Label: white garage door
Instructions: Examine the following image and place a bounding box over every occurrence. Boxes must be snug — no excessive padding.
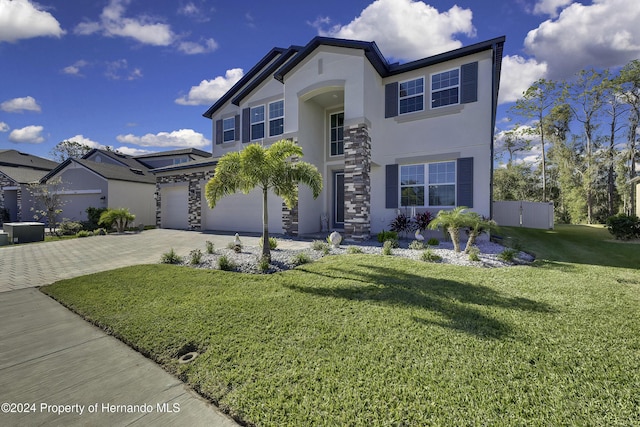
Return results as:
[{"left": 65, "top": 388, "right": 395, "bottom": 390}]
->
[
  {"left": 202, "top": 188, "right": 283, "bottom": 234},
  {"left": 161, "top": 186, "right": 189, "bottom": 229}
]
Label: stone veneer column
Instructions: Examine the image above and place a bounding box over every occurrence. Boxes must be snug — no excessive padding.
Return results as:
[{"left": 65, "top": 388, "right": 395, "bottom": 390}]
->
[
  {"left": 343, "top": 123, "right": 371, "bottom": 241},
  {"left": 155, "top": 170, "right": 214, "bottom": 230},
  {"left": 282, "top": 201, "right": 299, "bottom": 236}
]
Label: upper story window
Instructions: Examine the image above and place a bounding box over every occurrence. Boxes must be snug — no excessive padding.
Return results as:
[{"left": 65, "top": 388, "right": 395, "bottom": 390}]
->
[
  {"left": 222, "top": 117, "right": 236, "bottom": 143},
  {"left": 399, "top": 77, "right": 424, "bottom": 114},
  {"left": 431, "top": 68, "right": 460, "bottom": 108},
  {"left": 173, "top": 157, "right": 189, "bottom": 165},
  {"left": 330, "top": 112, "right": 344, "bottom": 156},
  {"left": 400, "top": 161, "right": 456, "bottom": 207},
  {"left": 268, "top": 100, "right": 284, "bottom": 137},
  {"left": 250, "top": 105, "right": 265, "bottom": 140}
]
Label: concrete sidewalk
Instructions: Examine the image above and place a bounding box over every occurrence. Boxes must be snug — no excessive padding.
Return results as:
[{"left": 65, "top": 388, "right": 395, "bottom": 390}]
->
[{"left": 0, "top": 229, "right": 311, "bottom": 426}]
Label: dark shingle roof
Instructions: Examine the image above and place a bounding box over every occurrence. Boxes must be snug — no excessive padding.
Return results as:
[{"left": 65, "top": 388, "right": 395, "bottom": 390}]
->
[
  {"left": 0, "top": 166, "right": 50, "bottom": 184},
  {"left": 41, "top": 159, "right": 156, "bottom": 184},
  {"left": 0, "top": 149, "right": 58, "bottom": 170},
  {"left": 133, "top": 148, "right": 212, "bottom": 159}
]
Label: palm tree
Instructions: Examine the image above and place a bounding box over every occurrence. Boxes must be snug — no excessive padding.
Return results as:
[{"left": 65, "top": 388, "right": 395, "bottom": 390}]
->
[
  {"left": 205, "top": 140, "right": 323, "bottom": 261},
  {"left": 463, "top": 213, "right": 497, "bottom": 254},
  {"left": 427, "top": 206, "right": 471, "bottom": 253}
]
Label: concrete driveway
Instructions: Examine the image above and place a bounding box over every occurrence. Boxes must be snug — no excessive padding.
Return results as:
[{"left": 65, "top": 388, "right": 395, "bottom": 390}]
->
[{"left": 0, "top": 229, "right": 291, "bottom": 427}]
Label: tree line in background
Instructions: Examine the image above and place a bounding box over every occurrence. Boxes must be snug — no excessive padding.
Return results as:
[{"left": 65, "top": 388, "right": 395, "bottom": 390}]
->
[{"left": 494, "top": 60, "right": 640, "bottom": 224}]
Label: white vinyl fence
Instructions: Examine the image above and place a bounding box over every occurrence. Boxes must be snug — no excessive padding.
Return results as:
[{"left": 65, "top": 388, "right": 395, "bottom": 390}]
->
[{"left": 493, "top": 201, "right": 554, "bottom": 230}]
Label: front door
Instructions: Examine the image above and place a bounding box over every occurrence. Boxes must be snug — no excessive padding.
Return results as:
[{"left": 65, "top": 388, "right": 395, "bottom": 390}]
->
[{"left": 333, "top": 171, "right": 344, "bottom": 228}]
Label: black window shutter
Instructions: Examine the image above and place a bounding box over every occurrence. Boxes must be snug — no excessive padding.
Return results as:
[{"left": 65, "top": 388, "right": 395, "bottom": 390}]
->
[
  {"left": 461, "top": 62, "right": 478, "bottom": 104},
  {"left": 234, "top": 114, "right": 240, "bottom": 141},
  {"left": 456, "top": 157, "right": 474, "bottom": 207},
  {"left": 385, "top": 82, "right": 398, "bottom": 118},
  {"left": 385, "top": 164, "right": 399, "bottom": 208},
  {"left": 242, "top": 108, "right": 250, "bottom": 143},
  {"left": 215, "top": 119, "right": 223, "bottom": 145}
]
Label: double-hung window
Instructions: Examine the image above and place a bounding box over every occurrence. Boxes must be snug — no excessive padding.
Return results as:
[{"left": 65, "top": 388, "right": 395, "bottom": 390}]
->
[
  {"left": 400, "top": 161, "right": 456, "bottom": 207},
  {"left": 222, "top": 117, "right": 235, "bottom": 143},
  {"left": 431, "top": 69, "right": 460, "bottom": 108},
  {"left": 268, "top": 100, "right": 284, "bottom": 137},
  {"left": 330, "top": 112, "right": 344, "bottom": 156},
  {"left": 250, "top": 105, "right": 265, "bottom": 140},
  {"left": 399, "top": 78, "right": 424, "bottom": 114}
]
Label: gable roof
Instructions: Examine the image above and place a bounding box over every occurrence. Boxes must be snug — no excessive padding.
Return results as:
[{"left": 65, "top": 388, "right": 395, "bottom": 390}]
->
[
  {"left": 0, "top": 166, "right": 50, "bottom": 184},
  {"left": 41, "top": 159, "right": 156, "bottom": 184},
  {"left": 0, "top": 149, "right": 58, "bottom": 171},
  {"left": 202, "top": 36, "right": 506, "bottom": 120},
  {"left": 82, "top": 148, "right": 151, "bottom": 170}
]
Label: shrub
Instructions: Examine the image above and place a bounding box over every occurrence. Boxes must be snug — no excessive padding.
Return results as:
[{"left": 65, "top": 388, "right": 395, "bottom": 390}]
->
[
  {"left": 227, "top": 241, "right": 243, "bottom": 253},
  {"left": 409, "top": 240, "right": 426, "bottom": 250},
  {"left": 414, "top": 211, "right": 433, "bottom": 231},
  {"left": 258, "top": 256, "right": 271, "bottom": 272},
  {"left": 189, "top": 249, "right": 203, "bottom": 265},
  {"left": 421, "top": 248, "right": 442, "bottom": 262},
  {"left": 205, "top": 241, "right": 215, "bottom": 254},
  {"left": 292, "top": 252, "right": 311, "bottom": 265},
  {"left": 218, "top": 255, "right": 235, "bottom": 271},
  {"left": 382, "top": 240, "right": 394, "bottom": 256},
  {"left": 161, "top": 248, "right": 182, "bottom": 264},
  {"left": 347, "top": 246, "right": 363, "bottom": 254},
  {"left": 377, "top": 230, "right": 398, "bottom": 243},
  {"left": 498, "top": 248, "right": 519, "bottom": 263},
  {"left": 58, "top": 219, "right": 83, "bottom": 235},
  {"left": 99, "top": 208, "right": 135, "bottom": 233},
  {"left": 427, "top": 237, "right": 440, "bottom": 246},
  {"left": 85, "top": 207, "right": 108, "bottom": 231},
  {"left": 259, "top": 236, "right": 278, "bottom": 250},
  {"left": 312, "top": 240, "right": 329, "bottom": 251},
  {"left": 389, "top": 213, "right": 416, "bottom": 237},
  {"left": 94, "top": 228, "right": 107, "bottom": 236},
  {"left": 76, "top": 230, "right": 92, "bottom": 238},
  {"left": 606, "top": 213, "right": 640, "bottom": 240},
  {"left": 468, "top": 245, "right": 481, "bottom": 262}
]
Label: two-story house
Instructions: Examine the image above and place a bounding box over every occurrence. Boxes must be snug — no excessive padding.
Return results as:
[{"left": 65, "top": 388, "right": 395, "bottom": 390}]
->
[{"left": 154, "top": 35, "right": 505, "bottom": 240}]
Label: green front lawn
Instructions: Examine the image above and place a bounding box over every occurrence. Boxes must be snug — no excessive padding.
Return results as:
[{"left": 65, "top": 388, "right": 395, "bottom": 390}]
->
[{"left": 41, "top": 226, "right": 640, "bottom": 426}]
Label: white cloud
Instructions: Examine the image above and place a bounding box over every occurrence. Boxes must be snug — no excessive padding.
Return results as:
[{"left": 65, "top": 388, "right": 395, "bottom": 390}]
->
[
  {"left": 175, "top": 68, "right": 244, "bottom": 106},
  {"left": 74, "top": 0, "right": 174, "bottom": 46},
  {"left": 116, "top": 129, "right": 209, "bottom": 148},
  {"left": 9, "top": 125, "right": 45, "bottom": 144},
  {"left": 532, "top": 0, "right": 574, "bottom": 18},
  {"left": 525, "top": 0, "right": 640, "bottom": 79},
  {"left": 177, "top": 1, "right": 211, "bottom": 22},
  {"left": 65, "top": 134, "right": 103, "bottom": 149},
  {"left": 499, "top": 55, "right": 548, "bottom": 104},
  {"left": 0, "top": 122, "right": 9, "bottom": 132},
  {"left": 314, "top": 0, "right": 475, "bottom": 61},
  {"left": 113, "top": 146, "right": 155, "bottom": 156},
  {"left": 105, "top": 59, "right": 143, "bottom": 80},
  {"left": 0, "top": 0, "right": 65, "bottom": 42},
  {"left": 62, "top": 60, "right": 90, "bottom": 76},
  {"left": 0, "top": 96, "right": 42, "bottom": 113},
  {"left": 177, "top": 38, "right": 218, "bottom": 55}
]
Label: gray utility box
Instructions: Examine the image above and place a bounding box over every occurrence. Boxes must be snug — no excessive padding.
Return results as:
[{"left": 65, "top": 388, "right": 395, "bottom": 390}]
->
[{"left": 2, "top": 222, "right": 45, "bottom": 244}]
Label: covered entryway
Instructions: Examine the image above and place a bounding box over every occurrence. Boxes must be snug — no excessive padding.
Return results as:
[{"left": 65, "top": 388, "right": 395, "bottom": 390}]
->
[{"left": 161, "top": 185, "right": 189, "bottom": 229}]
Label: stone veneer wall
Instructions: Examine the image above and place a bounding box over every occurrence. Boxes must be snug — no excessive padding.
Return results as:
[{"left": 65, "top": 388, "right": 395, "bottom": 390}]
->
[
  {"left": 282, "top": 202, "right": 298, "bottom": 236},
  {"left": 156, "top": 170, "right": 215, "bottom": 230},
  {"left": 343, "top": 123, "right": 371, "bottom": 241}
]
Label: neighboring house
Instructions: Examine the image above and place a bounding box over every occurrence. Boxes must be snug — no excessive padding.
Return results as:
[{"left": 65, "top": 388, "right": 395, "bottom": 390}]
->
[
  {"left": 154, "top": 35, "right": 505, "bottom": 240},
  {"left": 0, "top": 149, "right": 58, "bottom": 223},
  {"left": 38, "top": 148, "right": 210, "bottom": 226}
]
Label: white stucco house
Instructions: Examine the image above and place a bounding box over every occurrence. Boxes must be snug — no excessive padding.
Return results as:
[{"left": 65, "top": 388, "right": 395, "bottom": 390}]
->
[{"left": 154, "top": 35, "right": 505, "bottom": 240}]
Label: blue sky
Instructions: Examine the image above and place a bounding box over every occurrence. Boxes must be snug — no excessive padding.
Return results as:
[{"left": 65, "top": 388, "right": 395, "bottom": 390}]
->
[{"left": 1, "top": 0, "right": 639, "bottom": 160}]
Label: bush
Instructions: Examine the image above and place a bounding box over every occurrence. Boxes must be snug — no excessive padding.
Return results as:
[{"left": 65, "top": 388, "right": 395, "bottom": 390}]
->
[
  {"left": 347, "top": 246, "right": 363, "bottom": 254},
  {"left": 99, "top": 208, "right": 135, "bottom": 233},
  {"left": 259, "top": 236, "right": 278, "bottom": 250},
  {"left": 409, "top": 240, "right": 426, "bottom": 250},
  {"left": 377, "top": 230, "right": 398, "bottom": 244},
  {"left": 258, "top": 256, "right": 271, "bottom": 272},
  {"left": 76, "top": 230, "right": 92, "bottom": 238},
  {"left": 189, "top": 249, "right": 203, "bottom": 265},
  {"left": 382, "top": 240, "right": 394, "bottom": 256},
  {"left": 606, "top": 213, "right": 640, "bottom": 240},
  {"left": 414, "top": 211, "right": 434, "bottom": 231},
  {"left": 498, "top": 248, "right": 519, "bottom": 263},
  {"left": 468, "top": 245, "right": 480, "bottom": 262},
  {"left": 58, "top": 219, "right": 83, "bottom": 235},
  {"left": 227, "top": 241, "right": 243, "bottom": 253},
  {"left": 312, "top": 240, "right": 329, "bottom": 251},
  {"left": 427, "top": 237, "right": 440, "bottom": 246},
  {"left": 160, "top": 248, "right": 182, "bottom": 264},
  {"left": 389, "top": 213, "right": 416, "bottom": 237},
  {"left": 84, "top": 207, "right": 108, "bottom": 231},
  {"left": 205, "top": 241, "right": 215, "bottom": 254},
  {"left": 218, "top": 255, "right": 235, "bottom": 271},
  {"left": 291, "top": 252, "right": 311, "bottom": 265},
  {"left": 421, "top": 248, "right": 442, "bottom": 262}
]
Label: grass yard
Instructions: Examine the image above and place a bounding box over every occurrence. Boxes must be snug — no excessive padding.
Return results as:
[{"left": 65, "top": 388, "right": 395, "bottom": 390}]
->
[{"left": 41, "top": 225, "right": 640, "bottom": 426}]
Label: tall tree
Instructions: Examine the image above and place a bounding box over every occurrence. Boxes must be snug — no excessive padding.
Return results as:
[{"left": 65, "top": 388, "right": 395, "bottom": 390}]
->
[
  {"left": 50, "top": 140, "right": 92, "bottom": 162},
  {"left": 205, "top": 140, "right": 323, "bottom": 261},
  {"left": 618, "top": 60, "right": 640, "bottom": 213},
  {"left": 510, "top": 79, "right": 559, "bottom": 201}
]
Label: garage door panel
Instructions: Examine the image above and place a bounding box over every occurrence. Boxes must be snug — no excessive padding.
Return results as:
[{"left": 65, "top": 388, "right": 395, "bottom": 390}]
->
[
  {"left": 203, "top": 189, "right": 283, "bottom": 233},
  {"left": 161, "top": 186, "right": 188, "bottom": 229}
]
